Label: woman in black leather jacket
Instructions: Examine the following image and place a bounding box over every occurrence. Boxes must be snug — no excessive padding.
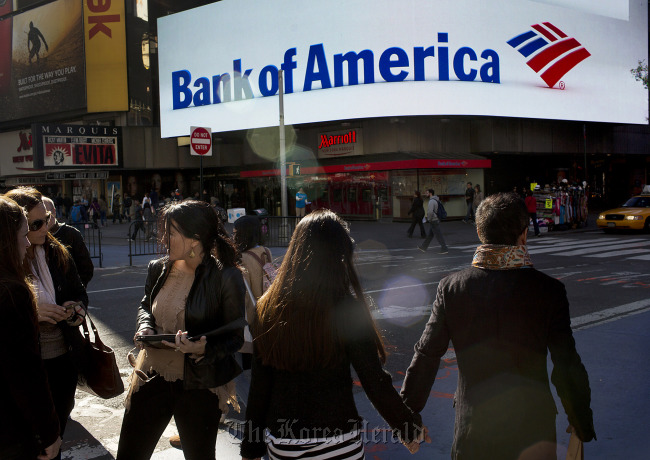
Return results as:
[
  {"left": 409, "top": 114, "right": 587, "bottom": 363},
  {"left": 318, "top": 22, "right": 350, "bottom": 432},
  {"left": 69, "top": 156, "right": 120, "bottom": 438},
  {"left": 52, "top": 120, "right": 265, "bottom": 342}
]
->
[{"left": 117, "top": 200, "right": 246, "bottom": 460}]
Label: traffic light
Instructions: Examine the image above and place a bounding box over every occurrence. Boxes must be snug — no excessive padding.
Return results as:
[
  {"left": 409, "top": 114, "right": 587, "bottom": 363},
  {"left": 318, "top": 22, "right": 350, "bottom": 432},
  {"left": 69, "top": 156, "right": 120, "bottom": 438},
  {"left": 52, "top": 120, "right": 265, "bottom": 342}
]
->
[{"left": 287, "top": 163, "right": 300, "bottom": 176}]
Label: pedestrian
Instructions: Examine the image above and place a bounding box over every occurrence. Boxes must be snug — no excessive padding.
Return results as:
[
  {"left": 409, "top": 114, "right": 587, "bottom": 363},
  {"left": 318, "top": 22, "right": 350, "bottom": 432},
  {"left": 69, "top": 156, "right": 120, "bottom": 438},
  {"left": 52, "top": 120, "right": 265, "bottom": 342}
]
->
[
  {"left": 233, "top": 215, "right": 273, "bottom": 364},
  {"left": 129, "top": 200, "right": 144, "bottom": 240},
  {"left": 4, "top": 187, "right": 88, "bottom": 460},
  {"left": 123, "top": 193, "right": 133, "bottom": 222},
  {"left": 295, "top": 186, "right": 309, "bottom": 218},
  {"left": 142, "top": 199, "right": 154, "bottom": 241},
  {"left": 418, "top": 189, "right": 448, "bottom": 254},
  {"left": 241, "top": 210, "right": 430, "bottom": 460},
  {"left": 98, "top": 195, "right": 108, "bottom": 227},
  {"left": 54, "top": 192, "right": 64, "bottom": 219},
  {"left": 473, "top": 183, "right": 484, "bottom": 211},
  {"left": 117, "top": 200, "right": 246, "bottom": 460},
  {"left": 525, "top": 189, "right": 541, "bottom": 237},
  {"left": 401, "top": 192, "right": 596, "bottom": 460},
  {"left": 0, "top": 195, "right": 62, "bottom": 460},
  {"left": 63, "top": 194, "right": 72, "bottom": 219},
  {"left": 43, "top": 197, "right": 94, "bottom": 287},
  {"left": 463, "top": 181, "right": 475, "bottom": 223},
  {"left": 142, "top": 192, "right": 152, "bottom": 209},
  {"left": 89, "top": 197, "right": 101, "bottom": 227},
  {"left": 112, "top": 193, "right": 122, "bottom": 224},
  {"left": 406, "top": 190, "right": 426, "bottom": 238}
]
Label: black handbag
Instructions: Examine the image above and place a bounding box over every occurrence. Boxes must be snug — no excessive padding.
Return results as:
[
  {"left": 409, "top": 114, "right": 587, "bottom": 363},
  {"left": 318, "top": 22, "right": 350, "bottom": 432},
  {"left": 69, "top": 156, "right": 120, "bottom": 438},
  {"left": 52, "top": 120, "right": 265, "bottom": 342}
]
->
[{"left": 77, "top": 313, "right": 124, "bottom": 399}]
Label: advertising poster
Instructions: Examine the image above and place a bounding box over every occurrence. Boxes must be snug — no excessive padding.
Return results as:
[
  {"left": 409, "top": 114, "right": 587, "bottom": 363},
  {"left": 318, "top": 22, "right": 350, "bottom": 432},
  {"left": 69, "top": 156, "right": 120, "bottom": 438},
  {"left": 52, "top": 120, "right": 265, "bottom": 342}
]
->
[
  {"left": 0, "top": 0, "right": 86, "bottom": 122},
  {"left": 32, "top": 124, "right": 122, "bottom": 169},
  {"left": 158, "top": 0, "right": 648, "bottom": 137}
]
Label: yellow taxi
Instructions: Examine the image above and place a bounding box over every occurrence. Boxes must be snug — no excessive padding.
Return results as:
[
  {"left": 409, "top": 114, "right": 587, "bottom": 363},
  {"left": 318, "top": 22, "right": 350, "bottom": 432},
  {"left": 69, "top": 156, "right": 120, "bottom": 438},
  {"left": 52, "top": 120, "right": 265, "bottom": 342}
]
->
[{"left": 597, "top": 191, "right": 650, "bottom": 232}]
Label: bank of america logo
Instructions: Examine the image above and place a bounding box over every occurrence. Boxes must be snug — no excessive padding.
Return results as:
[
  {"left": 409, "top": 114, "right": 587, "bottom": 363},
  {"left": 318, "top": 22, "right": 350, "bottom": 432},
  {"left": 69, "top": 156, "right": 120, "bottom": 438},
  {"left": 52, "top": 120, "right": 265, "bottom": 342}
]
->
[{"left": 508, "top": 22, "right": 591, "bottom": 89}]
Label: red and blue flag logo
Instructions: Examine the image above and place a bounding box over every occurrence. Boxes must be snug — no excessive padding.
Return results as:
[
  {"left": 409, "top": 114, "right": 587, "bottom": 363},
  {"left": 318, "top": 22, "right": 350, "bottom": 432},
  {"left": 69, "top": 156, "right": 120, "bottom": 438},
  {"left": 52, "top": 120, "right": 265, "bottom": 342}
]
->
[{"left": 508, "top": 22, "right": 591, "bottom": 88}]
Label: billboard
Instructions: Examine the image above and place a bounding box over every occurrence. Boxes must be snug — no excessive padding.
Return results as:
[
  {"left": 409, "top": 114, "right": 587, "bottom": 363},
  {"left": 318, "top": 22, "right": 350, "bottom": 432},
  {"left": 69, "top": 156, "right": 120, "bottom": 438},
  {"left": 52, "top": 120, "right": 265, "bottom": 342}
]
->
[
  {"left": 158, "top": 0, "right": 649, "bottom": 138},
  {"left": 0, "top": 0, "right": 86, "bottom": 122},
  {"left": 32, "top": 123, "right": 122, "bottom": 169},
  {"left": 84, "top": 0, "right": 128, "bottom": 112}
]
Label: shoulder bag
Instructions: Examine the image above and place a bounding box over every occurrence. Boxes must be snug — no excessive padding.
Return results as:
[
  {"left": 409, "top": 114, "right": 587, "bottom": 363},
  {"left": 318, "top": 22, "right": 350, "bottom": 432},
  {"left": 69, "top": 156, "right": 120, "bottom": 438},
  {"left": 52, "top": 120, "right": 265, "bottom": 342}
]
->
[{"left": 77, "top": 312, "right": 125, "bottom": 399}]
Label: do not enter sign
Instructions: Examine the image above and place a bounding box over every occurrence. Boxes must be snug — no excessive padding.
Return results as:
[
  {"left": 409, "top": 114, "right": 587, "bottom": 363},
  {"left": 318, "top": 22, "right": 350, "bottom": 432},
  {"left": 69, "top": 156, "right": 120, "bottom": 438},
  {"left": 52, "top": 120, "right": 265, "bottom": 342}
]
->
[{"left": 190, "top": 126, "right": 212, "bottom": 156}]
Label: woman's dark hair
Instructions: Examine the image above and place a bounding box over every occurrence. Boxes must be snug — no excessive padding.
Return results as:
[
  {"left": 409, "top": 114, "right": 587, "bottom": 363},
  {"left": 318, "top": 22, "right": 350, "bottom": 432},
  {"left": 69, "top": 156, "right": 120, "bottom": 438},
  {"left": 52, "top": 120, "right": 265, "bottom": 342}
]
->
[
  {"left": 414, "top": 190, "right": 421, "bottom": 198},
  {"left": 4, "top": 187, "right": 71, "bottom": 272},
  {"left": 475, "top": 192, "right": 529, "bottom": 245},
  {"left": 475, "top": 184, "right": 481, "bottom": 192},
  {"left": 0, "top": 196, "right": 38, "bottom": 321},
  {"left": 159, "top": 200, "right": 238, "bottom": 267},
  {"left": 253, "top": 209, "right": 386, "bottom": 371},
  {"left": 233, "top": 215, "right": 262, "bottom": 253}
]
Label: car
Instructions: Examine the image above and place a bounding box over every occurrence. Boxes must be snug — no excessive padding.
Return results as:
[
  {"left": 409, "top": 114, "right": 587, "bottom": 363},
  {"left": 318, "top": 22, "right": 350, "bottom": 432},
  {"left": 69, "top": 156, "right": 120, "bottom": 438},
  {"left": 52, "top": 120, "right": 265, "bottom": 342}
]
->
[{"left": 596, "top": 191, "right": 650, "bottom": 232}]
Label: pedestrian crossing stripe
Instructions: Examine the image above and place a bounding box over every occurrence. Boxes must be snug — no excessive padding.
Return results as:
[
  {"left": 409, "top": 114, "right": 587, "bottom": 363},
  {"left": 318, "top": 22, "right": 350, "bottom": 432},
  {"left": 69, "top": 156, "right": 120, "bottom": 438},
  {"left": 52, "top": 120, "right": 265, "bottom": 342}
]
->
[{"left": 451, "top": 236, "right": 650, "bottom": 260}]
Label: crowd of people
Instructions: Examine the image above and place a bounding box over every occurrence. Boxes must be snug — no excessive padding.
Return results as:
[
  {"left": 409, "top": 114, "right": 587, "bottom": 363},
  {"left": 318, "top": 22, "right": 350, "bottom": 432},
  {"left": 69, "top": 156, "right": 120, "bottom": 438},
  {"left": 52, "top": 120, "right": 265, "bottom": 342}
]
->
[{"left": 1, "top": 185, "right": 596, "bottom": 460}]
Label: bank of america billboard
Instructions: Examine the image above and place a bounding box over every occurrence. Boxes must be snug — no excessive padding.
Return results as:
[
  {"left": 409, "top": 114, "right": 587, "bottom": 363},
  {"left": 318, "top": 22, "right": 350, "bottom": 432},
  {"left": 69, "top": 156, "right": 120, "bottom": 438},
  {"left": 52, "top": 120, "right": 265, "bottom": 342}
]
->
[{"left": 158, "top": 0, "right": 648, "bottom": 138}]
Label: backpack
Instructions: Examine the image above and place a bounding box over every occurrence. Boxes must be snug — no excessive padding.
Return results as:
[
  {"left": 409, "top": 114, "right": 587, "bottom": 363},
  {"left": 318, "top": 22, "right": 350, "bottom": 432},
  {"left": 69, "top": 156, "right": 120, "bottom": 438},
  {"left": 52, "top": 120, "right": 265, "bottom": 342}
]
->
[
  {"left": 71, "top": 205, "right": 82, "bottom": 223},
  {"left": 246, "top": 248, "right": 277, "bottom": 292},
  {"left": 434, "top": 198, "right": 447, "bottom": 221}
]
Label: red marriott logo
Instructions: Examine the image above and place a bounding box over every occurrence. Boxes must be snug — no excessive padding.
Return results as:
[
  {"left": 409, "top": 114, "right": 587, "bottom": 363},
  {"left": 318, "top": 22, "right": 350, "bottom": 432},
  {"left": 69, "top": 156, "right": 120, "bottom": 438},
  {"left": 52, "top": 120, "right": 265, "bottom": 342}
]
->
[{"left": 319, "top": 130, "right": 357, "bottom": 149}]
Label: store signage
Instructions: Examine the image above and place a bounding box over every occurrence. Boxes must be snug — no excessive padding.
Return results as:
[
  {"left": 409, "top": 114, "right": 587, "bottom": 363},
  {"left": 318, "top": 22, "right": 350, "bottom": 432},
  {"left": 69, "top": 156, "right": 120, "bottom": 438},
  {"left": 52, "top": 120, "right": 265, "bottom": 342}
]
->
[
  {"left": 318, "top": 129, "right": 363, "bottom": 159},
  {"left": 0, "top": 129, "right": 38, "bottom": 176},
  {"left": 31, "top": 124, "right": 122, "bottom": 169},
  {"left": 45, "top": 171, "right": 109, "bottom": 180},
  {"left": 241, "top": 158, "right": 491, "bottom": 178},
  {"left": 158, "top": 0, "right": 647, "bottom": 137}
]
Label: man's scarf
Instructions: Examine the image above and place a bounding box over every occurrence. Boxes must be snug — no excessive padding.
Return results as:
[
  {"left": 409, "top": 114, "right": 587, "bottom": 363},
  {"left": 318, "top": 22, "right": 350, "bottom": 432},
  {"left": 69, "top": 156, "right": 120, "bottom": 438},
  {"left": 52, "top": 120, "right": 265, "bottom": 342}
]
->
[{"left": 472, "top": 244, "right": 533, "bottom": 270}]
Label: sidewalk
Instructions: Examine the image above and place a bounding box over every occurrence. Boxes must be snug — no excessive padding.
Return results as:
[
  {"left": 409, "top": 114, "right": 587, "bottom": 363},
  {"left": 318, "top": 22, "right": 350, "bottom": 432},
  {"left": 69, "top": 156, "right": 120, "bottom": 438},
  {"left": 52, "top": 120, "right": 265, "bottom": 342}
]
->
[{"left": 92, "top": 213, "right": 602, "bottom": 269}]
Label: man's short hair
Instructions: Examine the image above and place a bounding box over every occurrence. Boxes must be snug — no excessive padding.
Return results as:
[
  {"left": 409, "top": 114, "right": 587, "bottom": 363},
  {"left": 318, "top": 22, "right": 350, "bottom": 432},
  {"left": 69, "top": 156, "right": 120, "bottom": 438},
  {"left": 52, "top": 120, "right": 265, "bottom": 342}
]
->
[
  {"left": 475, "top": 193, "right": 528, "bottom": 245},
  {"left": 467, "top": 182, "right": 472, "bottom": 186},
  {"left": 427, "top": 188, "right": 435, "bottom": 195}
]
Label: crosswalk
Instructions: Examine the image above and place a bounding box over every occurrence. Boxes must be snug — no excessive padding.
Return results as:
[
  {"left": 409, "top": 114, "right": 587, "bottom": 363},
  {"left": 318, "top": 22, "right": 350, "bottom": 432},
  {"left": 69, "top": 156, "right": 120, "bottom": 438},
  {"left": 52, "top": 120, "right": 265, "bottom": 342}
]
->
[{"left": 452, "top": 234, "right": 650, "bottom": 261}]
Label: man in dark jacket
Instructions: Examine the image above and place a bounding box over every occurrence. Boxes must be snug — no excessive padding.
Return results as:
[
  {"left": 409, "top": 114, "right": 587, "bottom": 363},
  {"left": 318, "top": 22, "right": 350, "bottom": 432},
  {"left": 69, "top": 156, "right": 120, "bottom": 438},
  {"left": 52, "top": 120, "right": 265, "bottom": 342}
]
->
[
  {"left": 401, "top": 192, "right": 595, "bottom": 460},
  {"left": 43, "top": 197, "right": 94, "bottom": 287}
]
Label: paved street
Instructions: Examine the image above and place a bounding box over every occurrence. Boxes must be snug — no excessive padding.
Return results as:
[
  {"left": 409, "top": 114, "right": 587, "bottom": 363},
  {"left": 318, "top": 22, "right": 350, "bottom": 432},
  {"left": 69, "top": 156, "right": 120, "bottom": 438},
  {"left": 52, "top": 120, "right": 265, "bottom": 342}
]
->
[{"left": 61, "top": 217, "right": 650, "bottom": 459}]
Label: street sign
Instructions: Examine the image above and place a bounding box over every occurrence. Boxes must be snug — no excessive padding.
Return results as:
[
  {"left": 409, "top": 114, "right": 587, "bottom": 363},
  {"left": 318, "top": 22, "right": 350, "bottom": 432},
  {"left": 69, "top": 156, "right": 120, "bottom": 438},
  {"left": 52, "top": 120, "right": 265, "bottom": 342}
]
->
[{"left": 190, "top": 126, "right": 212, "bottom": 156}]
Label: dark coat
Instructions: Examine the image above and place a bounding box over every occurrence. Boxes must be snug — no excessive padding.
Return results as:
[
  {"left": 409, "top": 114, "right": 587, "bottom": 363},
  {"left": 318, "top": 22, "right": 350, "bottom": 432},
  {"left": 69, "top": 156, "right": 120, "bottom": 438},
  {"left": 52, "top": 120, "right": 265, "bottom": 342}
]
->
[
  {"left": 408, "top": 196, "right": 425, "bottom": 220},
  {"left": 0, "top": 284, "right": 60, "bottom": 458},
  {"left": 51, "top": 222, "right": 94, "bottom": 287},
  {"left": 137, "top": 257, "right": 246, "bottom": 389},
  {"left": 44, "top": 242, "right": 89, "bottom": 363},
  {"left": 401, "top": 266, "right": 596, "bottom": 460}
]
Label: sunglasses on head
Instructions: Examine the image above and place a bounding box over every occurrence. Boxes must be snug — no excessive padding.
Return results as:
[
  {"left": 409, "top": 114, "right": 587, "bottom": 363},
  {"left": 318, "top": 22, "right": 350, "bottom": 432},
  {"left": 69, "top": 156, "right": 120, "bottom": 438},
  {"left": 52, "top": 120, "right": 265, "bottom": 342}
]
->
[{"left": 28, "top": 211, "right": 52, "bottom": 232}]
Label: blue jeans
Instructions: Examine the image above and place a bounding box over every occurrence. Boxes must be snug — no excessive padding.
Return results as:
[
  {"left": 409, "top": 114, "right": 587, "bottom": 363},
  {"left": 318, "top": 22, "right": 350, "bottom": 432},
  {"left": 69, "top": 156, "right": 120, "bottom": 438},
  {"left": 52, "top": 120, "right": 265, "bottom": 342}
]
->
[
  {"left": 465, "top": 202, "right": 474, "bottom": 221},
  {"left": 421, "top": 220, "right": 448, "bottom": 251},
  {"left": 530, "top": 212, "right": 540, "bottom": 236}
]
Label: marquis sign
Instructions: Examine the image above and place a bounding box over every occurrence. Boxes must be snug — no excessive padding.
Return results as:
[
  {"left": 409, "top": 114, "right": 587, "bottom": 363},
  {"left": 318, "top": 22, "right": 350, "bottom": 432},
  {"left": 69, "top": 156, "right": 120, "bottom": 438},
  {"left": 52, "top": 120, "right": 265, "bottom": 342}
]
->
[{"left": 32, "top": 124, "right": 122, "bottom": 169}]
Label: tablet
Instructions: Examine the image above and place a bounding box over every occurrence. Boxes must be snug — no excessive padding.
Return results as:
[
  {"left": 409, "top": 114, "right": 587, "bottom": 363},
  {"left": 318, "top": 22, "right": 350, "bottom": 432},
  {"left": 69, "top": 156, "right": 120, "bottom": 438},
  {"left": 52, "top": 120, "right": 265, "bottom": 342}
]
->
[{"left": 135, "top": 334, "right": 196, "bottom": 349}]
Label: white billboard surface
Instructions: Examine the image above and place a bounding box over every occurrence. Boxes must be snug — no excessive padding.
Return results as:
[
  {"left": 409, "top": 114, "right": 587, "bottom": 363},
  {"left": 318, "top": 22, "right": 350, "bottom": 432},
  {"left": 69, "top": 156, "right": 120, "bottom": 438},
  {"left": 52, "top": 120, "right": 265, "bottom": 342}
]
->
[{"left": 158, "top": 0, "right": 648, "bottom": 137}]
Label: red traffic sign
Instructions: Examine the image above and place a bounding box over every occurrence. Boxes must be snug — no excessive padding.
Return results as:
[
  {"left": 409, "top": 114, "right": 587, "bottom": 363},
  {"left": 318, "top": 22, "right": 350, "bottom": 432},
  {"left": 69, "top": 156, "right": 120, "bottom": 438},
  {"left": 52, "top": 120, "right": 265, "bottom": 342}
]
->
[{"left": 190, "top": 126, "right": 212, "bottom": 156}]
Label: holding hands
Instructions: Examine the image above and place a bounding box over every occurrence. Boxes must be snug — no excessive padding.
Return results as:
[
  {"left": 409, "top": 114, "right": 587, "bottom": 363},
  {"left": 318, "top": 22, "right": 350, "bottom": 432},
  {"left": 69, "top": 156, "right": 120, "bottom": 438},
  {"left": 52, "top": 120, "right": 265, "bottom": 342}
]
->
[{"left": 402, "top": 425, "right": 432, "bottom": 454}]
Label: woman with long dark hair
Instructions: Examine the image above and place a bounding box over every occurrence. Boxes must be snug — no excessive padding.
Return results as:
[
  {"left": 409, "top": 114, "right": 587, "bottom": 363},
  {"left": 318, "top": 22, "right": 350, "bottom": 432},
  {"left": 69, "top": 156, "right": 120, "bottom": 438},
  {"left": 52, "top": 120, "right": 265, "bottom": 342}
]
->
[
  {"left": 0, "top": 196, "right": 62, "bottom": 460},
  {"left": 241, "top": 209, "right": 429, "bottom": 460},
  {"left": 406, "top": 190, "right": 426, "bottom": 238},
  {"left": 117, "top": 200, "right": 246, "bottom": 460},
  {"left": 4, "top": 187, "right": 88, "bottom": 460}
]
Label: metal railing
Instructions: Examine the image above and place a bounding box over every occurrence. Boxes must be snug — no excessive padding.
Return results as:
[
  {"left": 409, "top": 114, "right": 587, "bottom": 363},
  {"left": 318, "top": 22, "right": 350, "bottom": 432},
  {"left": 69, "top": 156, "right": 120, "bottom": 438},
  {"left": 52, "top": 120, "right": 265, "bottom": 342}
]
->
[
  {"left": 260, "top": 216, "right": 298, "bottom": 247},
  {"left": 128, "top": 220, "right": 160, "bottom": 266},
  {"left": 70, "top": 221, "right": 103, "bottom": 268}
]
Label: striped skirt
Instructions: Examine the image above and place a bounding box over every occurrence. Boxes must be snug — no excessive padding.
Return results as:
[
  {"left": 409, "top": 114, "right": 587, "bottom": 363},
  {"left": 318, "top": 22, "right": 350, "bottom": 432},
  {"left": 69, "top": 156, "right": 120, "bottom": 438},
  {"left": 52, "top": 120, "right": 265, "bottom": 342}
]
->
[{"left": 266, "top": 429, "right": 364, "bottom": 459}]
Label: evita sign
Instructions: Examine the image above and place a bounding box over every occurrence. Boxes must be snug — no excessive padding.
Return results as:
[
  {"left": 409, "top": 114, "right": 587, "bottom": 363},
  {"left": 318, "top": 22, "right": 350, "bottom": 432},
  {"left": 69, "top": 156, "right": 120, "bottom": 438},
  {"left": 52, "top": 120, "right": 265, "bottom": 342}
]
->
[{"left": 32, "top": 123, "right": 122, "bottom": 169}]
